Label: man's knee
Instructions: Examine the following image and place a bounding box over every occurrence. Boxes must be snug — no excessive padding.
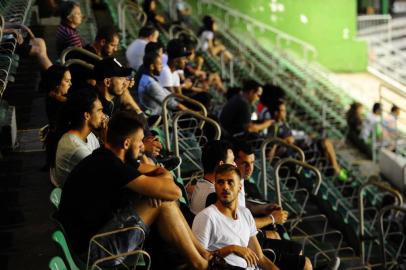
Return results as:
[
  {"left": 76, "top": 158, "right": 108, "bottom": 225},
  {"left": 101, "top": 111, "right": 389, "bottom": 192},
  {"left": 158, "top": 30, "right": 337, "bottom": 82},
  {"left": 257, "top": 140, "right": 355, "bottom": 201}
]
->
[
  {"left": 304, "top": 257, "right": 313, "bottom": 270},
  {"left": 31, "top": 38, "right": 47, "bottom": 54}
]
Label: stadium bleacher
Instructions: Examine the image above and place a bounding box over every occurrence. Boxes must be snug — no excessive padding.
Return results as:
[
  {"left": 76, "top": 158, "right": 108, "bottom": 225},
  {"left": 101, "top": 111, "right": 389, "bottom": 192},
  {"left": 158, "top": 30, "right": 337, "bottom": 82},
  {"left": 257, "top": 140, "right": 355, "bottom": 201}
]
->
[{"left": 0, "top": 0, "right": 405, "bottom": 269}]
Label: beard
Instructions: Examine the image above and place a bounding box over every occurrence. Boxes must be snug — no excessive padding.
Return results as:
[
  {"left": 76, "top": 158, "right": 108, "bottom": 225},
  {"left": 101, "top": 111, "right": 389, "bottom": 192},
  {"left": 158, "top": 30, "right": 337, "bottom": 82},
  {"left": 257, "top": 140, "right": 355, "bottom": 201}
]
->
[{"left": 125, "top": 149, "right": 140, "bottom": 167}]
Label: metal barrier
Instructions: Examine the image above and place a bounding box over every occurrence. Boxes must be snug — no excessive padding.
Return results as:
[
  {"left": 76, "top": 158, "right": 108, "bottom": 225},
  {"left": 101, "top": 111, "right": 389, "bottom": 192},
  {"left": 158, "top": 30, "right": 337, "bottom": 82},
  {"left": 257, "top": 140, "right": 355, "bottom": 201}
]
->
[
  {"left": 197, "top": 0, "right": 317, "bottom": 61},
  {"left": 60, "top": 47, "right": 102, "bottom": 66},
  {"left": 162, "top": 93, "right": 207, "bottom": 151},
  {"left": 172, "top": 111, "right": 221, "bottom": 178},
  {"left": 260, "top": 137, "right": 305, "bottom": 201},
  {"left": 378, "top": 205, "right": 406, "bottom": 269},
  {"left": 118, "top": 0, "right": 147, "bottom": 45},
  {"left": 274, "top": 159, "right": 322, "bottom": 206},
  {"left": 358, "top": 177, "right": 403, "bottom": 265}
]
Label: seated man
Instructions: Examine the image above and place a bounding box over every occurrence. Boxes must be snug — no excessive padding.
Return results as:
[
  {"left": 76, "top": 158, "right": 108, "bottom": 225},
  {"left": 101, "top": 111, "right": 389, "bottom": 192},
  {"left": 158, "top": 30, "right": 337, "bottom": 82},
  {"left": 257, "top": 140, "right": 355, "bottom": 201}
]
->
[
  {"left": 192, "top": 164, "right": 278, "bottom": 270},
  {"left": 138, "top": 52, "right": 189, "bottom": 116},
  {"left": 57, "top": 111, "right": 212, "bottom": 269},
  {"left": 220, "top": 80, "right": 273, "bottom": 138},
  {"left": 190, "top": 140, "right": 287, "bottom": 232},
  {"left": 126, "top": 25, "right": 159, "bottom": 71},
  {"left": 234, "top": 141, "right": 289, "bottom": 235},
  {"left": 269, "top": 99, "right": 346, "bottom": 180},
  {"left": 54, "top": 89, "right": 105, "bottom": 186}
]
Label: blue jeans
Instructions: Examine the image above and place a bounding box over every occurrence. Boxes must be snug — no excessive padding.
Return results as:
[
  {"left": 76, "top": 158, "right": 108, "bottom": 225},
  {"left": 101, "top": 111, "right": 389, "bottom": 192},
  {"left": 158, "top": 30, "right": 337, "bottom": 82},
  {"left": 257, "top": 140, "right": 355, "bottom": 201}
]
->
[{"left": 88, "top": 206, "right": 150, "bottom": 268}]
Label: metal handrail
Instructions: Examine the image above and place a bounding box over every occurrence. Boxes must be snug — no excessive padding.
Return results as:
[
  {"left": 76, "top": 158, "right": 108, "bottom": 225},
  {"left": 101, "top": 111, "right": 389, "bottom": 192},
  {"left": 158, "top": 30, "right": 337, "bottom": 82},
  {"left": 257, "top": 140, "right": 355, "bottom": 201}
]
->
[
  {"left": 172, "top": 111, "right": 221, "bottom": 178},
  {"left": 63, "top": 59, "right": 94, "bottom": 69},
  {"left": 260, "top": 137, "right": 305, "bottom": 200},
  {"left": 378, "top": 205, "right": 406, "bottom": 269},
  {"left": 358, "top": 176, "right": 403, "bottom": 265},
  {"left": 60, "top": 47, "right": 102, "bottom": 65},
  {"left": 118, "top": 0, "right": 147, "bottom": 45},
  {"left": 162, "top": 93, "right": 207, "bottom": 151},
  {"left": 198, "top": 0, "right": 317, "bottom": 61},
  {"left": 273, "top": 159, "right": 322, "bottom": 206}
]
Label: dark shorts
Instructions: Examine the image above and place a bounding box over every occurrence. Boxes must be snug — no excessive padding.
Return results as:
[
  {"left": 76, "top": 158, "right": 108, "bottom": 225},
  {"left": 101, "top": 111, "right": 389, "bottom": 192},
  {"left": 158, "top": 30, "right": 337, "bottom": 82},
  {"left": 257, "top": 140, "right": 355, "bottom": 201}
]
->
[
  {"left": 260, "top": 237, "right": 306, "bottom": 270},
  {"left": 88, "top": 206, "right": 150, "bottom": 268}
]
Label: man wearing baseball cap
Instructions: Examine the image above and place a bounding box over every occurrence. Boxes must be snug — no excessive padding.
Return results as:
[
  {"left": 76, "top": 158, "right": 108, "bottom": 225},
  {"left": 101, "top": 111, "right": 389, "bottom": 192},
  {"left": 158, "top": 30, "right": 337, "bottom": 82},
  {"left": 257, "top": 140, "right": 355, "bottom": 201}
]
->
[
  {"left": 93, "top": 57, "right": 143, "bottom": 117},
  {"left": 158, "top": 38, "right": 191, "bottom": 94}
]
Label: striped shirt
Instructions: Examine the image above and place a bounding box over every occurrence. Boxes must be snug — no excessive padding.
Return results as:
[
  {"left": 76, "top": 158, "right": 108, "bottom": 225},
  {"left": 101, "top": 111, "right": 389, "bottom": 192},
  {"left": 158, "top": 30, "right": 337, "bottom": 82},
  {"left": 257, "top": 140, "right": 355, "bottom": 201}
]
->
[{"left": 56, "top": 23, "right": 84, "bottom": 55}]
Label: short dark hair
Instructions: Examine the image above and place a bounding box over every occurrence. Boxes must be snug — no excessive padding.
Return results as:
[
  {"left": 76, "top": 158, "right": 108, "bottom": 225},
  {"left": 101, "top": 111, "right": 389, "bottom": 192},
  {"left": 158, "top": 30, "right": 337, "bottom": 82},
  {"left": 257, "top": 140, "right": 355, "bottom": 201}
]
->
[
  {"left": 138, "top": 25, "right": 157, "bottom": 38},
  {"left": 270, "top": 99, "right": 285, "bottom": 118},
  {"left": 260, "top": 84, "right": 286, "bottom": 109},
  {"left": 39, "top": 64, "right": 69, "bottom": 93},
  {"left": 95, "top": 26, "right": 119, "bottom": 42},
  {"left": 372, "top": 102, "right": 382, "bottom": 114},
  {"left": 233, "top": 140, "right": 254, "bottom": 158},
  {"left": 214, "top": 164, "right": 241, "bottom": 180},
  {"left": 391, "top": 104, "right": 400, "bottom": 113},
  {"left": 242, "top": 80, "right": 261, "bottom": 93},
  {"left": 107, "top": 111, "right": 144, "bottom": 148},
  {"left": 59, "top": 1, "right": 80, "bottom": 23},
  {"left": 145, "top": 41, "right": 164, "bottom": 55},
  {"left": 202, "top": 140, "right": 233, "bottom": 173},
  {"left": 143, "top": 52, "right": 160, "bottom": 71},
  {"left": 63, "top": 88, "right": 99, "bottom": 129},
  {"left": 202, "top": 15, "right": 215, "bottom": 32}
]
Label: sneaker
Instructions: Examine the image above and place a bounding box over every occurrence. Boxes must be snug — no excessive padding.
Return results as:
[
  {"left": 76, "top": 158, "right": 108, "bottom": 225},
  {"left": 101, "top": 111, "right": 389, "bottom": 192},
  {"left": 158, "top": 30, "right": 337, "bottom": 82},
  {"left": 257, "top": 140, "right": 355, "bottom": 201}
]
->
[
  {"left": 157, "top": 155, "right": 182, "bottom": 171},
  {"left": 336, "top": 169, "right": 349, "bottom": 182}
]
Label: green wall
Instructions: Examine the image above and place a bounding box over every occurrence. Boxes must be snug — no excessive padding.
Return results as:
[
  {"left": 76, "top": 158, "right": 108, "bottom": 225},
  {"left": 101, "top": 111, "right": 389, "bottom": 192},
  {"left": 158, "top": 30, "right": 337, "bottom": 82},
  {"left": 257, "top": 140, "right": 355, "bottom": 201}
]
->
[{"left": 191, "top": 0, "right": 368, "bottom": 72}]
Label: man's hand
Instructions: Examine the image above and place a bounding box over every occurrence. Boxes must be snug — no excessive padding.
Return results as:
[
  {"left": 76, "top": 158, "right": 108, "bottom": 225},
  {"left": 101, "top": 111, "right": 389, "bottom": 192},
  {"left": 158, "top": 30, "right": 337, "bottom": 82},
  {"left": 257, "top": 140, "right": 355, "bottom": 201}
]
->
[
  {"left": 271, "top": 209, "right": 288, "bottom": 225},
  {"left": 143, "top": 136, "right": 162, "bottom": 157},
  {"left": 232, "top": 246, "right": 259, "bottom": 268},
  {"left": 148, "top": 198, "right": 162, "bottom": 208}
]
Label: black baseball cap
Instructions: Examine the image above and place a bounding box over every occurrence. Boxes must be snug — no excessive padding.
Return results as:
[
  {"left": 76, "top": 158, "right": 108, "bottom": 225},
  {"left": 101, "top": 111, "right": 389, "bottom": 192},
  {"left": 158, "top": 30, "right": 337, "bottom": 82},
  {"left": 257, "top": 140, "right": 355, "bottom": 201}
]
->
[
  {"left": 94, "top": 57, "right": 132, "bottom": 81},
  {"left": 166, "top": 39, "right": 192, "bottom": 59}
]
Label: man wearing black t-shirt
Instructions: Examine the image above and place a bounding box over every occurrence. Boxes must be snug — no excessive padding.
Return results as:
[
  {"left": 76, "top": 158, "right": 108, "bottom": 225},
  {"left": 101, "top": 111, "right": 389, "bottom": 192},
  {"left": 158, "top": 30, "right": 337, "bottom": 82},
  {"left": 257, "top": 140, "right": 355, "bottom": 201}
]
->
[
  {"left": 220, "top": 80, "right": 273, "bottom": 137},
  {"left": 57, "top": 111, "right": 212, "bottom": 269}
]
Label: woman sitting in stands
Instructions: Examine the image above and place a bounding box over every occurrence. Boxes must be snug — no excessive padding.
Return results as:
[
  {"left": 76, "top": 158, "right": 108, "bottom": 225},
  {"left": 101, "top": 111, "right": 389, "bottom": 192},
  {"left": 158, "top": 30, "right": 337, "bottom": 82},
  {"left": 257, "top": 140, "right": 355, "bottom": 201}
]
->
[
  {"left": 40, "top": 65, "right": 72, "bottom": 168},
  {"left": 56, "top": 1, "right": 84, "bottom": 55},
  {"left": 197, "top": 15, "right": 233, "bottom": 62}
]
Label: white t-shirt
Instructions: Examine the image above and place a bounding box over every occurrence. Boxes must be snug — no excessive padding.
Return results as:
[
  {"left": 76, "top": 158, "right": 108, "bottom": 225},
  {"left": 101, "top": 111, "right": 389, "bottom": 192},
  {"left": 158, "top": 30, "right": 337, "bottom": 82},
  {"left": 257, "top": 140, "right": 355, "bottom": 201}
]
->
[
  {"left": 55, "top": 132, "right": 100, "bottom": 186},
  {"left": 198, "top": 30, "right": 214, "bottom": 51},
  {"left": 158, "top": 64, "right": 181, "bottom": 88},
  {"left": 192, "top": 204, "right": 258, "bottom": 269},
  {"left": 190, "top": 178, "right": 246, "bottom": 215},
  {"left": 126, "top": 38, "right": 148, "bottom": 70}
]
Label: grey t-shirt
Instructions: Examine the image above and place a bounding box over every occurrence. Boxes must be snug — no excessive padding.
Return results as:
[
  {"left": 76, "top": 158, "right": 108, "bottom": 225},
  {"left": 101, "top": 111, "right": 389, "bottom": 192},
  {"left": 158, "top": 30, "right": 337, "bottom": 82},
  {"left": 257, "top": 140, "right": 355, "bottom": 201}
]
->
[{"left": 55, "top": 132, "right": 100, "bottom": 186}]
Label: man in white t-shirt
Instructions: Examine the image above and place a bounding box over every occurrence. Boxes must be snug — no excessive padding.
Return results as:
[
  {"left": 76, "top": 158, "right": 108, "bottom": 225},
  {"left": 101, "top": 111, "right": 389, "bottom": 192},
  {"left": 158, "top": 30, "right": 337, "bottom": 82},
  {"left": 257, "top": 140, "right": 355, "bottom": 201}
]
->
[
  {"left": 54, "top": 89, "right": 105, "bottom": 186},
  {"left": 190, "top": 140, "right": 245, "bottom": 215},
  {"left": 192, "top": 164, "right": 278, "bottom": 270},
  {"left": 126, "top": 25, "right": 159, "bottom": 71},
  {"left": 159, "top": 38, "right": 190, "bottom": 93}
]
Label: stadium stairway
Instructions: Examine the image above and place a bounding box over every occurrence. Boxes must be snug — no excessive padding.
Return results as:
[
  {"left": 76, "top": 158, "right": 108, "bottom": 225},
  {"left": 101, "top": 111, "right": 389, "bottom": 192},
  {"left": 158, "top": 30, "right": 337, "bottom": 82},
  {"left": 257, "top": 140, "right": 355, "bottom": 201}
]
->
[{"left": 0, "top": 2, "right": 112, "bottom": 269}]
